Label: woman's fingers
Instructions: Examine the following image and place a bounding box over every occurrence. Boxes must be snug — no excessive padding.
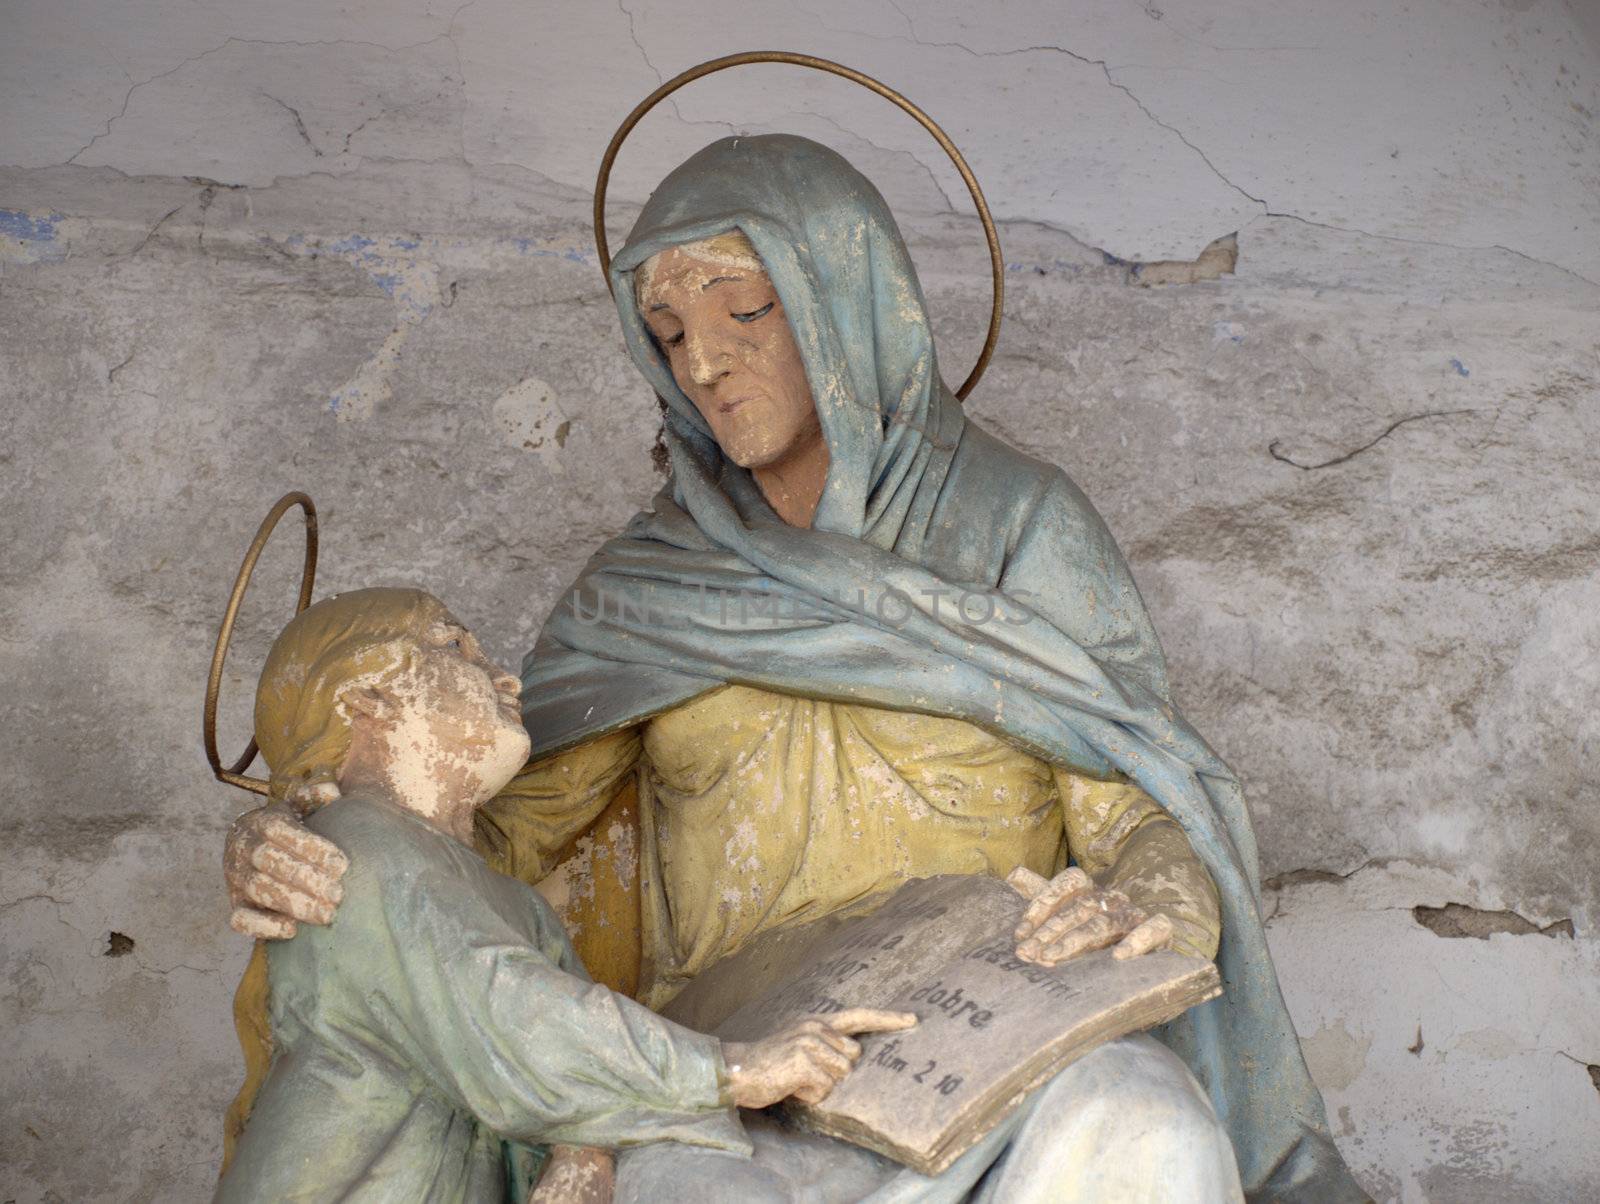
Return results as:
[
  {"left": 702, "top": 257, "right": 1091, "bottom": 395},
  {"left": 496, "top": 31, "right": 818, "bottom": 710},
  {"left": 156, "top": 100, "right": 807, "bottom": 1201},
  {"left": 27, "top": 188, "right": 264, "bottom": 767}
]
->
[
  {"left": 240, "top": 873, "right": 336, "bottom": 926},
  {"left": 1005, "top": 865, "right": 1050, "bottom": 900},
  {"left": 1021, "top": 887, "right": 1150, "bottom": 964},
  {"left": 229, "top": 906, "right": 297, "bottom": 941},
  {"left": 1013, "top": 867, "right": 1093, "bottom": 941},
  {"left": 1027, "top": 913, "right": 1121, "bottom": 964},
  {"left": 257, "top": 812, "right": 351, "bottom": 878},
  {"left": 1016, "top": 895, "right": 1102, "bottom": 955},
  {"left": 225, "top": 804, "right": 350, "bottom": 940},
  {"left": 249, "top": 841, "right": 344, "bottom": 906},
  {"left": 1113, "top": 914, "right": 1175, "bottom": 960}
]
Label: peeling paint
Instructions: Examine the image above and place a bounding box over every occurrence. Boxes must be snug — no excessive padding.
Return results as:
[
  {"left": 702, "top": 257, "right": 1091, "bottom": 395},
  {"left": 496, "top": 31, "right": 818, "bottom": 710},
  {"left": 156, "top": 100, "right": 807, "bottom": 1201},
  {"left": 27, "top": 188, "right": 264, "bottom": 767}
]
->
[
  {"left": 1300, "top": 1020, "right": 1373, "bottom": 1092},
  {"left": 491, "top": 375, "right": 570, "bottom": 471},
  {"left": 1413, "top": 903, "right": 1575, "bottom": 941},
  {"left": 1130, "top": 233, "right": 1238, "bottom": 287},
  {"left": 280, "top": 233, "right": 442, "bottom": 418}
]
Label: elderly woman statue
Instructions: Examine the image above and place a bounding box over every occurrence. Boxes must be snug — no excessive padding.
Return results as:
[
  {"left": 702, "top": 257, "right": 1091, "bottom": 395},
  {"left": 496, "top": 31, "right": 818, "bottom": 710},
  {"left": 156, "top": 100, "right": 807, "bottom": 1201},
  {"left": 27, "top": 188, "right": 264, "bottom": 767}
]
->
[{"left": 226, "top": 134, "right": 1365, "bottom": 1202}]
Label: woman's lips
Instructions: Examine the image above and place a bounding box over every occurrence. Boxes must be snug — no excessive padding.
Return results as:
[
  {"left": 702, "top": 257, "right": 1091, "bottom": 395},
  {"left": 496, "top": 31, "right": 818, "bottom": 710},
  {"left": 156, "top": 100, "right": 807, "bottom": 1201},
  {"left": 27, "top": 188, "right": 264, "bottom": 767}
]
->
[{"left": 719, "top": 395, "right": 760, "bottom": 414}]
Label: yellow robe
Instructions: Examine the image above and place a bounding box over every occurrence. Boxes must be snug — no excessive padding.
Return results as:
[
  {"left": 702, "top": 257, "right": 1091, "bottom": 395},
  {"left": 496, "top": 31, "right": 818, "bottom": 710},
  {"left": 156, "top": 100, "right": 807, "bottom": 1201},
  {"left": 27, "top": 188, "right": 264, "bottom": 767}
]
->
[{"left": 477, "top": 685, "right": 1220, "bottom": 1008}]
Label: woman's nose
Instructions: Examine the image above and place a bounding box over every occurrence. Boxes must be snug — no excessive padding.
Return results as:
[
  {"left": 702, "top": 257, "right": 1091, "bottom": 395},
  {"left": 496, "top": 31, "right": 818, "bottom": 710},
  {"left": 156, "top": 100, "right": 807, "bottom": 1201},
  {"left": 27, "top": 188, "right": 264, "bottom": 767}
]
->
[{"left": 684, "top": 328, "right": 733, "bottom": 386}]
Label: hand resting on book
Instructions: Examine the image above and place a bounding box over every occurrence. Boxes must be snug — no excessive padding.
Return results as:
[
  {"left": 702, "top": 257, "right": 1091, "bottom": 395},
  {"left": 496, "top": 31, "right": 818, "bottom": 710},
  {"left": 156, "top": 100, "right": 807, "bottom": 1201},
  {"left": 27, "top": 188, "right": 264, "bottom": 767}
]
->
[
  {"left": 1008, "top": 867, "right": 1177, "bottom": 966},
  {"left": 723, "top": 1008, "right": 919, "bottom": 1108}
]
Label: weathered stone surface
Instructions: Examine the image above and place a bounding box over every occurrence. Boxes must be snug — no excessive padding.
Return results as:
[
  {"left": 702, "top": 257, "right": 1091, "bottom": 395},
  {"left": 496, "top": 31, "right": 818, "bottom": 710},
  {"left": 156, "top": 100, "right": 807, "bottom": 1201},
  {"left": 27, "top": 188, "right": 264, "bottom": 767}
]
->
[
  {"left": 1266, "top": 862, "right": 1600, "bottom": 1203},
  {"left": 2, "top": 2, "right": 1597, "bottom": 1200}
]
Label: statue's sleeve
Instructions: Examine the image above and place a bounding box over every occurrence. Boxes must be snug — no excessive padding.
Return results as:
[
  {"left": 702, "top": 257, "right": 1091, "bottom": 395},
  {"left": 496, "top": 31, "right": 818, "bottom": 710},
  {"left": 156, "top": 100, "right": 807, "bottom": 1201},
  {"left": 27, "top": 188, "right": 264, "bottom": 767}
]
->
[
  {"left": 1050, "top": 767, "right": 1222, "bottom": 960},
  {"left": 347, "top": 828, "right": 750, "bottom": 1154},
  {"left": 474, "top": 725, "right": 643, "bottom": 886}
]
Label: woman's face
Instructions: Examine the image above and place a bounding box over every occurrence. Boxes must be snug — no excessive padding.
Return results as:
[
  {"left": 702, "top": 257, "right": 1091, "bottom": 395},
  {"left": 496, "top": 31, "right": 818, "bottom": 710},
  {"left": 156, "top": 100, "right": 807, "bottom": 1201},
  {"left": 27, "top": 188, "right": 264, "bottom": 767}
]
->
[{"left": 637, "top": 241, "right": 822, "bottom": 470}]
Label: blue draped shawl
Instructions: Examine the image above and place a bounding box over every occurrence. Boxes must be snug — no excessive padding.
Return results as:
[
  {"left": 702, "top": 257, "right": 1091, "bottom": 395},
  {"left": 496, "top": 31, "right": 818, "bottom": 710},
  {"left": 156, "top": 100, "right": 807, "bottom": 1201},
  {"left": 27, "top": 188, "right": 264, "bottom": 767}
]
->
[{"left": 521, "top": 134, "right": 1365, "bottom": 1201}]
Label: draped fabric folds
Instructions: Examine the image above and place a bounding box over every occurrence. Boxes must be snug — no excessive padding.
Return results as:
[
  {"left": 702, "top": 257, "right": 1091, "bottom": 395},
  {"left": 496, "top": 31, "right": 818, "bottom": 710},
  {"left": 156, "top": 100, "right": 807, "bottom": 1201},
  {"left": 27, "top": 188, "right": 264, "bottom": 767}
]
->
[{"left": 521, "top": 134, "right": 1365, "bottom": 1200}]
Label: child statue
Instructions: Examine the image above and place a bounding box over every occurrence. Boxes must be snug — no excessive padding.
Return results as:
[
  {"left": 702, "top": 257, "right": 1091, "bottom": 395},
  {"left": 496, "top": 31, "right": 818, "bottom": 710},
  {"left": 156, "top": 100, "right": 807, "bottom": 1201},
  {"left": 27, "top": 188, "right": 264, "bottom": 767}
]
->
[{"left": 215, "top": 586, "right": 913, "bottom": 1202}]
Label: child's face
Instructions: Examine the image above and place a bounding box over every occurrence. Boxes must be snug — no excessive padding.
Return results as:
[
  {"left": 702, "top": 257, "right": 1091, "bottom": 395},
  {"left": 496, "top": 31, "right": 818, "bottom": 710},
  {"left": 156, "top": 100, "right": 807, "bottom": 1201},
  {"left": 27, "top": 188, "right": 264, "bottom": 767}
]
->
[{"left": 378, "top": 616, "right": 532, "bottom": 811}]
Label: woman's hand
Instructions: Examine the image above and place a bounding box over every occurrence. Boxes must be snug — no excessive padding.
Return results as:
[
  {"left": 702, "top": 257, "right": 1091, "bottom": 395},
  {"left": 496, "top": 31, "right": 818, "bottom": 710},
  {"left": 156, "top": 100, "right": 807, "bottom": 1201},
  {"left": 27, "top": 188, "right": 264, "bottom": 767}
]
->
[
  {"left": 1008, "top": 866, "right": 1175, "bottom": 965},
  {"left": 225, "top": 800, "right": 350, "bottom": 939},
  {"left": 723, "top": 1008, "right": 918, "bottom": 1109},
  {"left": 528, "top": 1145, "right": 614, "bottom": 1204}
]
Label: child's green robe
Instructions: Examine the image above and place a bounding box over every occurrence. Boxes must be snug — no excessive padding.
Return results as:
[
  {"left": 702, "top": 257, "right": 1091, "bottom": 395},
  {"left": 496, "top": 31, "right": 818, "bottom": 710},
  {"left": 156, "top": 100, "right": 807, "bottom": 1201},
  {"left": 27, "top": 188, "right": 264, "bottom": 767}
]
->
[{"left": 217, "top": 792, "right": 748, "bottom": 1203}]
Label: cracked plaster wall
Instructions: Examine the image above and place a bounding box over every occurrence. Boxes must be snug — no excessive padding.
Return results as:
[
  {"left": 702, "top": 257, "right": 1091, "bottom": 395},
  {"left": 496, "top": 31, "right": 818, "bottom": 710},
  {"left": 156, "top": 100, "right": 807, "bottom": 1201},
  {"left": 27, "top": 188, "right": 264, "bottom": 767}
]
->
[{"left": 1, "top": 2, "right": 1597, "bottom": 1201}]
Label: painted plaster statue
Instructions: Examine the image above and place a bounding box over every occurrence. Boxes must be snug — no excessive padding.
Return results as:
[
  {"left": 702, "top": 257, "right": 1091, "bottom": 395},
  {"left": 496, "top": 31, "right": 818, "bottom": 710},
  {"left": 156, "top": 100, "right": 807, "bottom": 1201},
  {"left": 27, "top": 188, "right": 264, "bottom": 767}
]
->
[
  {"left": 221, "top": 95, "right": 1367, "bottom": 1201},
  {"left": 215, "top": 585, "right": 916, "bottom": 1202}
]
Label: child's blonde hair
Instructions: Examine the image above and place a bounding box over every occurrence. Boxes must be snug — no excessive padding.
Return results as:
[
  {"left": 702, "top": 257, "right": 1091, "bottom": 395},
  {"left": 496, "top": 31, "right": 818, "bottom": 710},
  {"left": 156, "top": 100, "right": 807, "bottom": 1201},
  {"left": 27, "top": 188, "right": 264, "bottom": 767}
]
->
[{"left": 254, "top": 588, "right": 448, "bottom": 809}]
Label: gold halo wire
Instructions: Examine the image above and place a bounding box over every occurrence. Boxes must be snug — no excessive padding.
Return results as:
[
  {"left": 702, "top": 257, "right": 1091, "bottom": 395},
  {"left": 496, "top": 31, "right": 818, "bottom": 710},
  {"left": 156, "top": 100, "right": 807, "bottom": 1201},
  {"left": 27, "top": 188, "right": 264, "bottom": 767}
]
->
[
  {"left": 203, "top": 491, "right": 319, "bottom": 796},
  {"left": 593, "top": 50, "right": 1004, "bottom": 402}
]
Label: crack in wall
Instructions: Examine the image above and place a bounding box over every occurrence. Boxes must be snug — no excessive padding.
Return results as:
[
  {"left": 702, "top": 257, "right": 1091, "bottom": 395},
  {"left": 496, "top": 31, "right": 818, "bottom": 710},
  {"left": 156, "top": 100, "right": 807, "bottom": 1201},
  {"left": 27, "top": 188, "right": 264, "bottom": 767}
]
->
[
  {"left": 785, "top": 9, "right": 1272, "bottom": 218},
  {"left": 0, "top": 891, "right": 71, "bottom": 915},
  {"left": 261, "top": 93, "right": 323, "bottom": 158},
  {"left": 43, "top": 10, "right": 1600, "bottom": 291},
  {"left": 1268, "top": 409, "right": 1476, "bottom": 471},
  {"left": 62, "top": 28, "right": 465, "bottom": 168},
  {"left": 615, "top": 0, "right": 739, "bottom": 146},
  {"left": 687, "top": 10, "right": 1600, "bottom": 286},
  {"left": 1554, "top": 1052, "right": 1600, "bottom": 1101},
  {"left": 119, "top": 204, "right": 184, "bottom": 258},
  {"left": 1260, "top": 858, "right": 1391, "bottom": 922},
  {"left": 442, "top": 0, "right": 476, "bottom": 163}
]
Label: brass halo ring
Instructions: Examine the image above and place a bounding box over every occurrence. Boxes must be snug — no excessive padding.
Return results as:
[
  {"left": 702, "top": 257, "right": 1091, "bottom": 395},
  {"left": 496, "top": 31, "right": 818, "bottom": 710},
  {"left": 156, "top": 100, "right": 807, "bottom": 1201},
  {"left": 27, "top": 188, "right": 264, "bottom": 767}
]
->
[
  {"left": 203, "top": 491, "right": 319, "bottom": 796},
  {"left": 593, "top": 50, "right": 1004, "bottom": 402}
]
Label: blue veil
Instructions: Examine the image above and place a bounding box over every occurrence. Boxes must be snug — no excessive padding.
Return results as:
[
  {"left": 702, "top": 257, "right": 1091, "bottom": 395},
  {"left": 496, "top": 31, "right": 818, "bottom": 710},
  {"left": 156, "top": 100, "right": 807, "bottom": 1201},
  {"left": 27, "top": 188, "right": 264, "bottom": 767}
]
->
[{"left": 521, "top": 134, "right": 1365, "bottom": 1201}]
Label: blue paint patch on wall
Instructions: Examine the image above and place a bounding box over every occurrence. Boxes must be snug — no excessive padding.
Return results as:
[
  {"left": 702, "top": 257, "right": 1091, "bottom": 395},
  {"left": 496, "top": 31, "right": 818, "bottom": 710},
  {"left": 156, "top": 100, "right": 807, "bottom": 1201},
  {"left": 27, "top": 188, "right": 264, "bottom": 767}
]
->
[
  {"left": 1, "top": 209, "right": 60, "bottom": 242},
  {"left": 2, "top": 208, "right": 69, "bottom": 263},
  {"left": 510, "top": 237, "right": 590, "bottom": 265},
  {"left": 1450, "top": 358, "right": 1470, "bottom": 377},
  {"left": 325, "top": 234, "right": 377, "bottom": 256}
]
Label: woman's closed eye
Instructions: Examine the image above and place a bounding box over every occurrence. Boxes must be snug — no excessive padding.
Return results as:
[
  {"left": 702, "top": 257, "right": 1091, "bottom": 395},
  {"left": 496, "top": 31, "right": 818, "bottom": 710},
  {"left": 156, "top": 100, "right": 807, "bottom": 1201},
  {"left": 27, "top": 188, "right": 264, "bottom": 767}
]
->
[{"left": 733, "top": 302, "right": 774, "bottom": 324}]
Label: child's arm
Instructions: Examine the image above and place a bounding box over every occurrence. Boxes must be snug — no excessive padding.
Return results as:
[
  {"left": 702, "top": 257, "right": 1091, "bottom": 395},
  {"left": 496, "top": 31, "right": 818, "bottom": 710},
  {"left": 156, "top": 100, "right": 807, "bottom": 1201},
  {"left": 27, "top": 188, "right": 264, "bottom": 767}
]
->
[{"left": 341, "top": 825, "right": 750, "bottom": 1155}]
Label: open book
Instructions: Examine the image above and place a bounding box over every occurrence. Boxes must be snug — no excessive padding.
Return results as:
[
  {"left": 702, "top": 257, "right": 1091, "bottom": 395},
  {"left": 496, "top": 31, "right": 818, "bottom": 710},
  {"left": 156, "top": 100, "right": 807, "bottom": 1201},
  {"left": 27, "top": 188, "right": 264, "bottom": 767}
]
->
[{"left": 662, "top": 874, "right": 1221, "bottom": 1176}]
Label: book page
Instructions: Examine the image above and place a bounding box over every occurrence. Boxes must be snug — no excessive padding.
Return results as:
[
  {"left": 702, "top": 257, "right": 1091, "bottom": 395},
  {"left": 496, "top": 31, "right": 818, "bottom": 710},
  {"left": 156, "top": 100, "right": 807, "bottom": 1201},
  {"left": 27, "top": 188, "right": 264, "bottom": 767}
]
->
[
  {"left": 793, "top": 926, "right": 1220, "bottom": 1172},
  {"left": 671, "top": 874, "right": 1021, "bottom": 1041},
  {"left": 665, "top": 875, "right": 1221, "bottom": 1175}
]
